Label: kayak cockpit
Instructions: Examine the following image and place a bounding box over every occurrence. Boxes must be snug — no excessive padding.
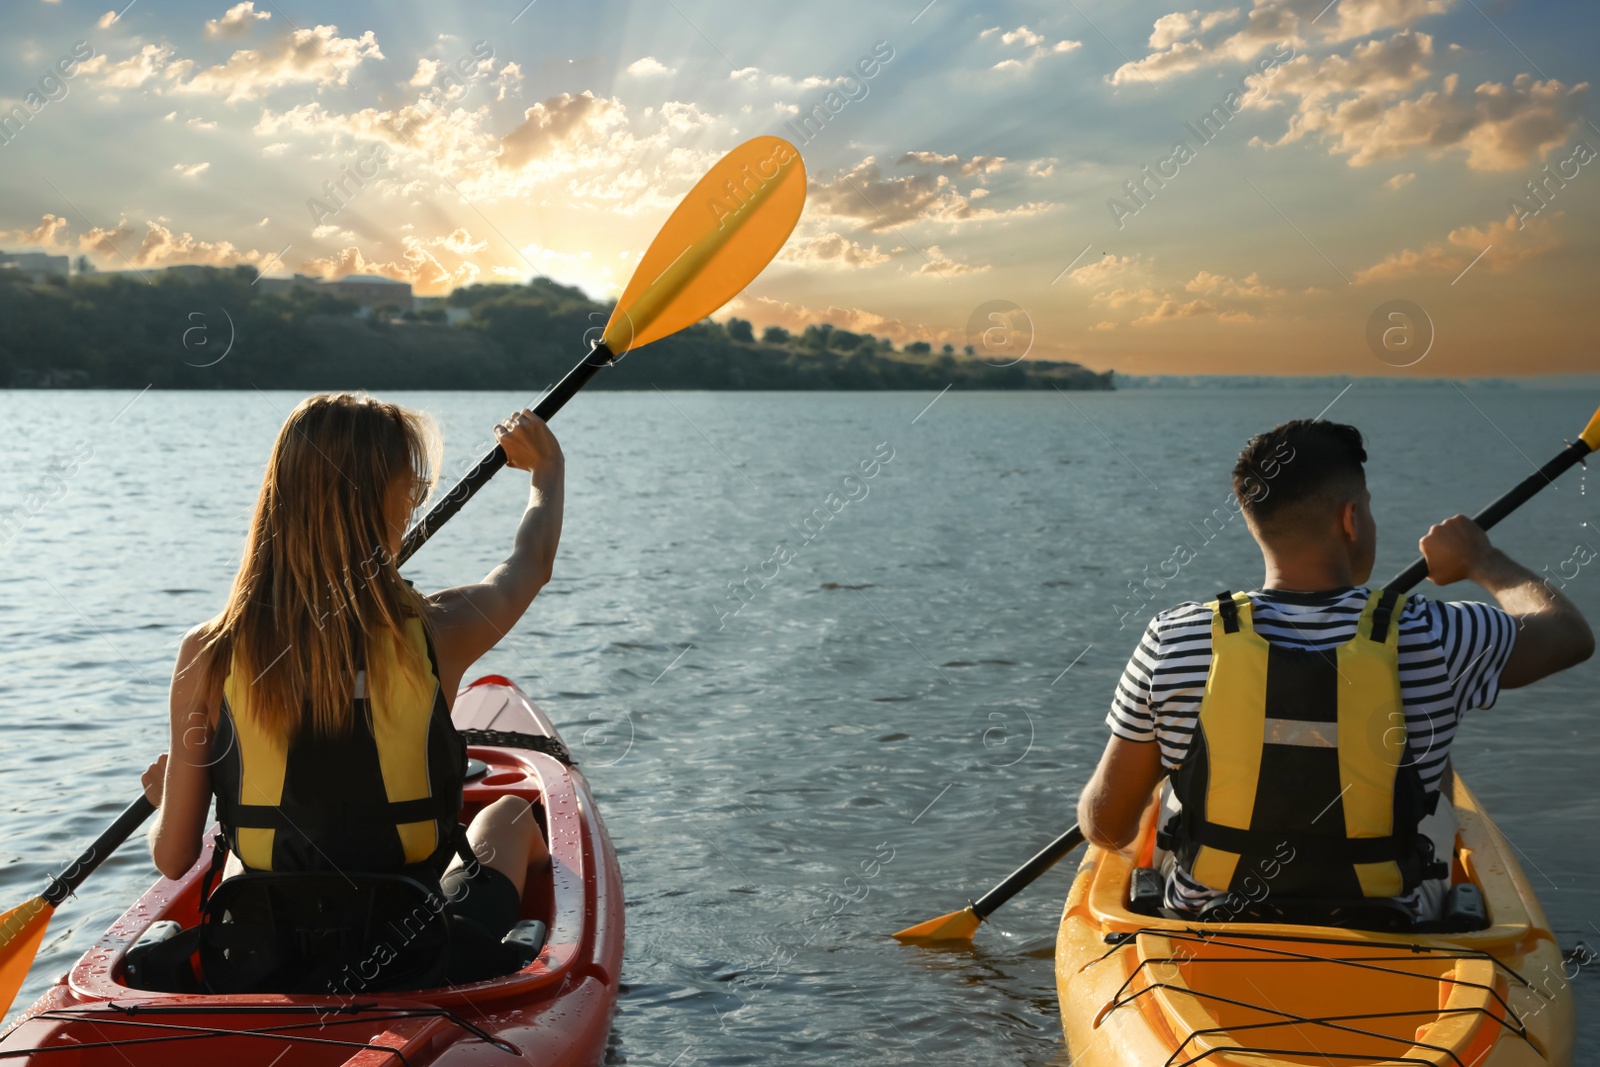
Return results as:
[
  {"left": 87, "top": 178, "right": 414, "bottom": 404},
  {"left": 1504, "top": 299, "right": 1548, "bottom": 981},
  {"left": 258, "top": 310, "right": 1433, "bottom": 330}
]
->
[
  {"left": 1057, "top": 774, "right": 1572, "bottom": 1066},
  {"left": 1, "top": 677, "right": 625, "bottom": 1067}
]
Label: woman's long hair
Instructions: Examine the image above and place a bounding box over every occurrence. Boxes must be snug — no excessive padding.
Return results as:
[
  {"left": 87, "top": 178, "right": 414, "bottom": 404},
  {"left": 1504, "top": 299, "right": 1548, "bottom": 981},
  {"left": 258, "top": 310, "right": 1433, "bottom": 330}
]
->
[{"left": 199, "top": 393, "right": 441, "bottom": 742}]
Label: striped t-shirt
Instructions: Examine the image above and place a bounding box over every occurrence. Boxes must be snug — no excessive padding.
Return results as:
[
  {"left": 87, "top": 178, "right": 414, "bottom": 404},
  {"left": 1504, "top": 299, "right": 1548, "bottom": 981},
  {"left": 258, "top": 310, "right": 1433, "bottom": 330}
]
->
[{"left": 1107, "top": 587, "right": 1517, "bottom": 912}]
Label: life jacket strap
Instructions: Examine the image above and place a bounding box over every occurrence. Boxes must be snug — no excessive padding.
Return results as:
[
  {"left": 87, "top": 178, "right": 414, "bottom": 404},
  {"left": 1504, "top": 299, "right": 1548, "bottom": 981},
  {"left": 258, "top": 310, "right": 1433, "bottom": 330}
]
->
[
  {"left": 1185, "top": 820, "right": 1409, "bottom": 865},
  {"left": 199, "top": 831, "right": 231, "bottom": 913},
  {"left": 1369, "top": 587, "right": 1401, "bottom": 643},
  {"left": 1215, "top": 590, "right": 1240, "bottom": 634},
  {"left": 225, "top": 797, "right": 447, "bottom": 830}
]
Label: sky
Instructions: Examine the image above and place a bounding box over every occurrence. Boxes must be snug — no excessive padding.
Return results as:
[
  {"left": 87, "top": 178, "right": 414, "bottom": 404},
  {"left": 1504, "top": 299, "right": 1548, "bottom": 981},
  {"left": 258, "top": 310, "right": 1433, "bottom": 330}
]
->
[{"left": 0, "top": 0, "right": 1595, "bottom": 376}]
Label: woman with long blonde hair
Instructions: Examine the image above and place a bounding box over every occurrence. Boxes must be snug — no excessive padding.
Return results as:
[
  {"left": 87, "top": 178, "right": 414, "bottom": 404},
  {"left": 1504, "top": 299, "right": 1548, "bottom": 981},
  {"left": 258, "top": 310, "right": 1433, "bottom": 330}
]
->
[{"left": 139, "top": 392, "right": 563, "bottom": 983}]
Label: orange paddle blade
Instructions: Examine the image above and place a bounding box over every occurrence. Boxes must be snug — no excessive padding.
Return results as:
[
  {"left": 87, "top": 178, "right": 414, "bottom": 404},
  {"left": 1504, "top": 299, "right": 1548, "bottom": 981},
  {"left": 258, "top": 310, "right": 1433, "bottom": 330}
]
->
[
  {"left": 603, "top": 135, "right": 805, "bottom": 354},
  {"left": 1580, "top": 402, "right": 1600, "bottom": 451},
  {"left": 0, "top": 896, "right": 54, "bottom": 1015},
  {"left": 891, "top": 905, "right": 982, "bottom": 944}
]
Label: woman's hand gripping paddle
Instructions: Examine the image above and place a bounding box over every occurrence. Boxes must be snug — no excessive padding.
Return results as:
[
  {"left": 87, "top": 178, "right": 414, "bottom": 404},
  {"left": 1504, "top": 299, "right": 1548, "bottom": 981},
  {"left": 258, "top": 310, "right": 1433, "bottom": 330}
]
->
[{"left": 398, "top": 135, "right": 806, "bottom": 565}]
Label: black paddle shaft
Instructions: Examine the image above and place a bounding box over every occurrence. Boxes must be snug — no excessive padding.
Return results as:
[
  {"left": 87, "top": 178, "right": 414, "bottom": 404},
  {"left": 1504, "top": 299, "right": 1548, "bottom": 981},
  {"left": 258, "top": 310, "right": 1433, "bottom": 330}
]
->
[
  {"left": 1384, "top": 437, "right": 1595, "bottom": 594},
  {"left": 397, "top": 340, "right": 618, "bottom": 566},
  {"left": 972, "top": 824, "right": 1086, "bottom": 920},
  {"left": 42, "top": 796, "right": 156, "bottom": 907}
]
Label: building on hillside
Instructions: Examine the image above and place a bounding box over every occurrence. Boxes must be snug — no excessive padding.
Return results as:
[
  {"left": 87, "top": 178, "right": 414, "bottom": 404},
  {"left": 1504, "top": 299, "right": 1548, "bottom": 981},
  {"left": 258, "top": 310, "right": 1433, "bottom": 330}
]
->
[
  {"left": 0, "top": 250, "right": 70, "bottom": 281},
  {"left": 318, "top": 273, "right": 413, "bottom": 313}
]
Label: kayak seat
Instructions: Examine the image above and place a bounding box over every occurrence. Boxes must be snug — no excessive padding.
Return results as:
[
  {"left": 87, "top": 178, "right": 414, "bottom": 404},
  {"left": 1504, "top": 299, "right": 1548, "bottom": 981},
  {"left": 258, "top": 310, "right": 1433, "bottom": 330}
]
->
[
  {"left": 1128, "top": 867, "right": 1166, "bottom": 916},
  {"left": 199, "top": 871, "right": 450, "bottom": 995},
  {"left": 502, "top": 918, "right": 548, "bottom": 967},
  {"left": 122, "top": 920, "right": 200, "bottom": 993}
]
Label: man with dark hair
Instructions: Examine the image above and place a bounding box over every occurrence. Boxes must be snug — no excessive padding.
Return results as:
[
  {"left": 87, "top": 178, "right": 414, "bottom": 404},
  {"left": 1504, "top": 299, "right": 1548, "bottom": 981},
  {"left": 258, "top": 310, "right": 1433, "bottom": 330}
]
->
[{"left": 1078, "top": 419, "right": 1593, "bottom": 920}]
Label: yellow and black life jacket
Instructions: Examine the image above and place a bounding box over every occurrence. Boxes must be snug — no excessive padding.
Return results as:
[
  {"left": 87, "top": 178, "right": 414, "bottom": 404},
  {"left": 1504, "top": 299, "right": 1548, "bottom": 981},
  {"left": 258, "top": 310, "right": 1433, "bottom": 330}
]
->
[
  {"left": 1159, "top": 588, "right": 1446, "bottom": 899},
  {"left": 210, "top": 615, "right": 466, "bottom": 878}
]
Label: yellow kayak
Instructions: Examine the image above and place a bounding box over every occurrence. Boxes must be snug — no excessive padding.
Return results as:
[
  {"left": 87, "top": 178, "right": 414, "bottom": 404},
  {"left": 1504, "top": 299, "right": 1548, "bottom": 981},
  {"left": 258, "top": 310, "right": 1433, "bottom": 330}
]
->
[{"left": 1056, "top": 776, "right": 1575, "bottom": 1066}]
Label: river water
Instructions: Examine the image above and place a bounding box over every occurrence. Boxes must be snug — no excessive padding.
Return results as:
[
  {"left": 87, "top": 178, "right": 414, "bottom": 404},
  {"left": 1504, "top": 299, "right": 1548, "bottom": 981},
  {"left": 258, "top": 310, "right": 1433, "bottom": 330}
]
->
[{"left": 2, "top": 385, "right": 1597, "bottom": 1062}]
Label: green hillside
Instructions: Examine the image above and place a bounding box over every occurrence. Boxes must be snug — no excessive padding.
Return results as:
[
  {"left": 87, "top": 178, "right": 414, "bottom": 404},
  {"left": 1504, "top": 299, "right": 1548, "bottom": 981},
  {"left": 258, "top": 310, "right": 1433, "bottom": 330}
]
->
[{"left": 0, "top": 267, "right": 1113, "bottom": 391}]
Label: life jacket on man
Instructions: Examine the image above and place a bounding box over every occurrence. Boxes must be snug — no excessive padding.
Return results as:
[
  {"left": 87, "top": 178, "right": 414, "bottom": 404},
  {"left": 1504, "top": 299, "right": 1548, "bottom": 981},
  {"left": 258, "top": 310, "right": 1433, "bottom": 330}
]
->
[
  {"left": 200, "top": 616, "right": 469, "bottom": 993},
  {"left": 1158, "top": 587, "right": 1448, "bottom": 900}
]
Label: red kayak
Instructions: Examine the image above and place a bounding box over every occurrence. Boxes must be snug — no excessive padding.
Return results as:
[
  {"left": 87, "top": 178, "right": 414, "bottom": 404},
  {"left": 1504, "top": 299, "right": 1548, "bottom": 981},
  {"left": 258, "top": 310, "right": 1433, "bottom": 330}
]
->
[{"left": 0, "top": 676, "right": 624, "bottom": 1065}]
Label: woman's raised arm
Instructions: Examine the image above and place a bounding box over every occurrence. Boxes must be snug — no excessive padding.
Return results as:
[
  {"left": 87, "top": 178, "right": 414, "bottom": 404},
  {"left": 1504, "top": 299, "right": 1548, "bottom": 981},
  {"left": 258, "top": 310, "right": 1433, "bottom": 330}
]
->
[{"left": 426, "top": 410, "right": 565, "bottom": 697}]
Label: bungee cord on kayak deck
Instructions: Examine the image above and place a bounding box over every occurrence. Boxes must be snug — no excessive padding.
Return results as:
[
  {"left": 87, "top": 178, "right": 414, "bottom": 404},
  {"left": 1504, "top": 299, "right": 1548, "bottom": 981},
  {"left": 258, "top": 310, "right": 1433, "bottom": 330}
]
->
[
  {"left": 1093, "top": 929, "right": 1541, "bottom": 1067},
  {"left": 3, "top": 1004, "right": 520, "bottom": 1063}
]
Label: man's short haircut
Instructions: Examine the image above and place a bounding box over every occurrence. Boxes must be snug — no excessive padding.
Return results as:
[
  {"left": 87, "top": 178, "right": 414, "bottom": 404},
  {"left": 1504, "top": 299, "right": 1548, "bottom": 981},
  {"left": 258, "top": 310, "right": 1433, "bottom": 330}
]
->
[{"left": 1233, "top": 419, "right": 1367, "bottom": 530}]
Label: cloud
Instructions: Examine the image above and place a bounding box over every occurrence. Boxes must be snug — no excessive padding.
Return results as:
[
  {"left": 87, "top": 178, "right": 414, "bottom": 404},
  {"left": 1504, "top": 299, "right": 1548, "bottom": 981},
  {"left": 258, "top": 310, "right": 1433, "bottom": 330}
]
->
[
  {"left": 74, "top": 218, "right": 279, "bottom": 270},
  {"left": 3, "top": 213, "right": 70, "bottom": 247},
  {"left": 915, "top": 244, "right": 987, "bottom": 276},
  {"left": 498, "top": 91, "right": 626, "bottom": 169},
  {"left": 1026, "top": 158, "right": 1056, "bottom": 178},
  {"left": 491, "top": 61, "right": 523, "bottom": 100},
  {"left": 1249, "top": 29, "right": 1435, "bottom": 105},
  {"left": 1321, "top": 0, "right": 1453, "bottom": 42},
  {"left": 808, "top": 158, "right": 1052, "bottom": 230},
  {"left": 897, "top": 151, "right": 1007, "bottom": 177},
  {"left": 778, "top": 232, "right": 893, "bottom": 269},
  {"left": 726, "top": 66, "right": 842, "bottom": 91},
  {"left": 306, "top": 236, "right": 484, "bottom": 290},
  {"left": 177, "top": 24, "right": 384, "bottom": 102},
  {"left": 409, "top": 58, "right": 440, "bottom": 86},
  {"left": 1069, "top": 253, "right": 1142, "bottom": 287},
  {"left": 1385, "top": 171, "right": 1416, "bottom": 189},
  {"left": 205, "top": 2, "right": 270, "bottom": 38},
  {"left": 1354, "top": 208, "right": 1560, "bottom": 282},
  {"left": 186, "top": 116, "right": 217, "bottom": 129},
  {"left": 96, "top": 10, "right": 118, "bottom": 28},
  {"left": 625, "top": 56, "right": 676, "bottom": 77},
  {"left": 1112, "top": 4, "right": 1299, "bottom": 85},
  {"left": 981, "top": 25, "right": 1081, "bottom": 71},
  {"left": 1092, "top": 320, "right": 1118, "bottom": 331},
  {"left": 173, "top": 161, "right": 210, "bottom": 177},
  {"left": 1080, "top": 266, "right": 1280, "bottom": 326},
  {"left": 257, "top": 90, "right": 717, "bottom": 212},
  {"left": 77, "top": 220, "right": 137, "bottom": 260},
  {"left": 1273, "top": 71, "right": 1587, "bottom": 170},
  {"left": 1091, "top": 287, "right": 1160, "bottom": 309},
  {"left": 1184, "top": 269, "right": 1285, "bottom": 297},
  {"left": 1132, "top": 298, "right": 1259, "bottom": 325},
  {"left": 1111, "top": 0, "right": 1453, "bottom": 86},
  {"left": 77, "top": 44, "right": 176, "bottom": 88},
  {"left": 432, "top": 227, "right": 486, "bottom": 255},
  {"left": 1148, "top": 9, "right": 1241, "bottom": 49}
]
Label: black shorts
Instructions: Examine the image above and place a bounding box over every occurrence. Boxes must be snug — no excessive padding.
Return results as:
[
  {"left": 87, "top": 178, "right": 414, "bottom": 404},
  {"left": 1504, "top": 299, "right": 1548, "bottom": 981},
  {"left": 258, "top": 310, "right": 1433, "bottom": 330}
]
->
[
  {"left": 440, "top": 862, "right": 521, "bottom": 936},
  {"left": 438, "top": 862, "right": 524, "bottom": 984}
]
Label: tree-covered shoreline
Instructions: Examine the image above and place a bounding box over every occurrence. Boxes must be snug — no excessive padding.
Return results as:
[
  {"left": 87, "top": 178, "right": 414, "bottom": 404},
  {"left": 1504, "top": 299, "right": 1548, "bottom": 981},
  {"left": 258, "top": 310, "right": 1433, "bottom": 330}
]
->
[{"left": 0, "top": 267, "right": 1113, "bottom": 392}]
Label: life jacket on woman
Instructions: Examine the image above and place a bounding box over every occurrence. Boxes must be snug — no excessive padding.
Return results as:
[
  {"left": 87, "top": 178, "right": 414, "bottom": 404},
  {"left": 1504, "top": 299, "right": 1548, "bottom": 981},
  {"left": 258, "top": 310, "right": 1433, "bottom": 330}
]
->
[
  {"left": 1158, "top": 588, "right": 1448, "bottom": 900},
  {"left": 210, "top": 615, "right": 467, "bottom": 882}
]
